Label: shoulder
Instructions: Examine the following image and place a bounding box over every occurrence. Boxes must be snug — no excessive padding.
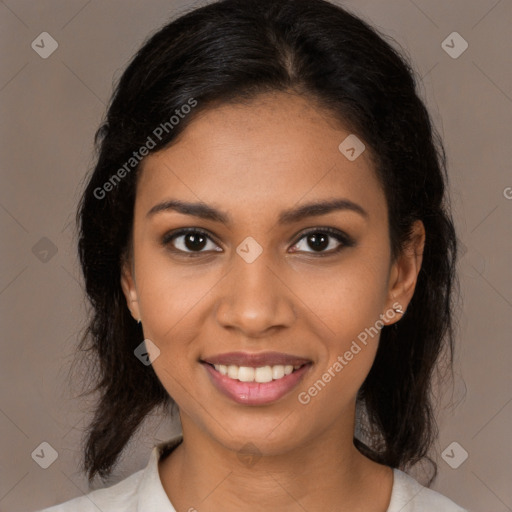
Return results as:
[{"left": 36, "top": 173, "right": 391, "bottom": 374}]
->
[
  {"left": 33, "top": 435, "right": 183, "bottom": 512},
  {"left": 34, "top": 468, "right": 144, "bottom": 512},
  {"left": 387, "top": 469, "right": 468, "bottom": 512}
]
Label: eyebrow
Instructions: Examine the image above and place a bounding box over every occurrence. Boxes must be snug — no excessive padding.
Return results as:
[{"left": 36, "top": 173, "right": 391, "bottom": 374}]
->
[{"left": 146, "top": 198, "right": 368, "bottom": 224}]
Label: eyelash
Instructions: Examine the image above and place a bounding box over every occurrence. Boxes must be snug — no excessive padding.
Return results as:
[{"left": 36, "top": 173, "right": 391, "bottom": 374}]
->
[{"left": 161, "top": 227, "right": 355, "bottom": 258}]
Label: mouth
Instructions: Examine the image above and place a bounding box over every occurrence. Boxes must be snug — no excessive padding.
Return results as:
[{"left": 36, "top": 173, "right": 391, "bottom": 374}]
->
[{"left": 200, "top": 355, "right": 313, "bottom": 406}]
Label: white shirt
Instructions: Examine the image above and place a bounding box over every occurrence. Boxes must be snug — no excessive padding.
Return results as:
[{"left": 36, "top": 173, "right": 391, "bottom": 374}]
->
[{"left": 36, "top": 434, "right": 467, "bottom": 512}]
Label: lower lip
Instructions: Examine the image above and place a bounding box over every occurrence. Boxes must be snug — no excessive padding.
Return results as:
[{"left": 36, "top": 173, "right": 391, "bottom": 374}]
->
[{"left": 202, "top": 362, "right": 312, "bottom": 406}]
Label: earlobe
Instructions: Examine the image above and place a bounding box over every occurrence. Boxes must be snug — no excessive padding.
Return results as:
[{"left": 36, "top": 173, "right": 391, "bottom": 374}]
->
[
  {"left": 120, "top": 261, "right": 141, "bottom": 322},
  {"left": 383, "top": 220, "right": 425, "bottom": 325}
]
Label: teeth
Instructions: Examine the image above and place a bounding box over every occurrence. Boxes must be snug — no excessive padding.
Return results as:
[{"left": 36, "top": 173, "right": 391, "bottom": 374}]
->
[
  {"left": 238, "top": 366, "right": 255, "bottom": 382},
  {"left": 212, "top": 363, "right": 303, "bottom": 382},
  {"left": 272, "top": 365, "right": 285, "bottom": 380}
]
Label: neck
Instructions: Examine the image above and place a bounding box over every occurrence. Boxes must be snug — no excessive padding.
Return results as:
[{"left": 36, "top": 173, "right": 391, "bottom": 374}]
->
[{"left": 158, "top": 412, "right": 393, "bottom": 512}]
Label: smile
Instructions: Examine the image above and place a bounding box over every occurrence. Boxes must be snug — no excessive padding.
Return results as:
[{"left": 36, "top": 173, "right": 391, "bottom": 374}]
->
[{"left": 202, "top": 361, "right": 312, "bottom": 405}]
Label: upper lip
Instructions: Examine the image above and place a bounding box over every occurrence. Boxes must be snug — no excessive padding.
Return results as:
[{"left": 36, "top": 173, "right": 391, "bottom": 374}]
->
[{"left": 201, "top": 351, "right": 312, "bottom": 367}]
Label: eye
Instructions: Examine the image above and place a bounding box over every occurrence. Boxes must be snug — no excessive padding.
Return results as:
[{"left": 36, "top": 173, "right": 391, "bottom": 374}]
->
[
  {"left": 290, "top": 227, "right": 354, "bottom": 256},
  {"left": 162, "top": 228, "right": 222, "bottom": 256},
  {"left": 162, "top": 227, "right": 354, "bottom": 257}
]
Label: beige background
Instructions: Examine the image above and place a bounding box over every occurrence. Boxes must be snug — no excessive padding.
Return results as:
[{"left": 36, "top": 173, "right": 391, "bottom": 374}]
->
[{"left": 1, "top": 1, "right": 511, "bottom": 511}]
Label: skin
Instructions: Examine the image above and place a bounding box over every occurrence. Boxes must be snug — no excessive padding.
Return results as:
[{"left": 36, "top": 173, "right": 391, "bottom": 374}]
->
[{"left": 121, "top": 91, "right": 425, "bottom": 512}]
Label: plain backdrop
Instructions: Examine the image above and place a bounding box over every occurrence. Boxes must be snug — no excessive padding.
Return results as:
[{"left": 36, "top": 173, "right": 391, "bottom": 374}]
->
[{"left": 0, "top": 1, "right": 511, "bottom": 511}]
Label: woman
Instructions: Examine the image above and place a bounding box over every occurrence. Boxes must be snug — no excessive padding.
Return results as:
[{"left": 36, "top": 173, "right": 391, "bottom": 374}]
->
[{"left": 38, "top": 0, "right": 467, "bottom": 510}]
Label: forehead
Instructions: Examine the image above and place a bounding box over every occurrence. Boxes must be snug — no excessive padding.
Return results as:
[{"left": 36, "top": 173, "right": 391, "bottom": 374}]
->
[{"left": 136, "top": 92, "right": 386, "bottom": 223}]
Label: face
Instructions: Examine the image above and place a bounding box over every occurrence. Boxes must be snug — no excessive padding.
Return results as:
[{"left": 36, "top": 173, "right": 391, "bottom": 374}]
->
[{"left": 121, "top": 91, "right": 424, "bottom": 456}]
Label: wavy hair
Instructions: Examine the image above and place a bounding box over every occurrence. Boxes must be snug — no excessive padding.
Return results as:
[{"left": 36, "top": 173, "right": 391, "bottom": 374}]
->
[{"left": 72, "top": 0, "right": 459, "bottom": 485}]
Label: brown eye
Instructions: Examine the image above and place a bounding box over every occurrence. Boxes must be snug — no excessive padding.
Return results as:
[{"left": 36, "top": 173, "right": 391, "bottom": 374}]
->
[
  {"left": 290, "top": 228, "right": 355, "bottom": 255},
  {"left": 162, "top": 228, "right": 222, "bottom": 255}
]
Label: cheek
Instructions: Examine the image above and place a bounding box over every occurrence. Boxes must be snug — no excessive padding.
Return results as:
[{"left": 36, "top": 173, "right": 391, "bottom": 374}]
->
[
  {"left": 294, "top": 247, "right": 390, "bottom": 399},
  {"left": 294, "top": 246, "right": 391, "bottom": 342},
  {"left": 295, "top": 272, "right": 386, "bottom": 415},
  {"left": 134, "top": 250, "right": 216, "bottom": 343},
  {"left": 132, "top": 250, "right": 228, "bottom": 400}
]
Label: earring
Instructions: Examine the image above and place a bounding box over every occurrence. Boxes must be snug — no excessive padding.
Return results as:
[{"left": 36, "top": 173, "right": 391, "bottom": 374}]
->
[
  {"left": 137, "top": 318, "right": 142, "bottom": 325},
  {"left": 393, "top": 306, "right": 404, "bottom": 314}
]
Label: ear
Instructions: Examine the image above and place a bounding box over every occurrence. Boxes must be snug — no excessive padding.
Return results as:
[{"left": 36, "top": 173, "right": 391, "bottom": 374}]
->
[
  {"left": 382, "top": 220, "right": 425, "bottom": 326},
  {"left": 120, "top": 257, "right": 141, "bottom": 322}
]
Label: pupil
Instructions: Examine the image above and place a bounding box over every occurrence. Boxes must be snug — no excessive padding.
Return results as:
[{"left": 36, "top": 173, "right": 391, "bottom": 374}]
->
[
  {"left": 309, "top": 233, "right": 328, "bottom": 251},
  {"left": 185, "top": 233, "right": 206, "bottom": 251}
]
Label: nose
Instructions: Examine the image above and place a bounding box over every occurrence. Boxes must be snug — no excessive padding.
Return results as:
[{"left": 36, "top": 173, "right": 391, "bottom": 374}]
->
[{"left": 214, "top": 248, "right": 296, "bottom": 338}]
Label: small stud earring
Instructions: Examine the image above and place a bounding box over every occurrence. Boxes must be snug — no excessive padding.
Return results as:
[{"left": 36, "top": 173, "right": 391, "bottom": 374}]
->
[
  {"left": 393, "top": 306, "right": 404, "bottom": 314},
  {"left": 137, "top": 318, "right": 141, "bottom": 324}
]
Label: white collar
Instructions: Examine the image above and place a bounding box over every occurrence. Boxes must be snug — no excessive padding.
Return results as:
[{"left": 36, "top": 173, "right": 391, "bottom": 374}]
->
[{"left": 136, "top": 434, "right": 183, "bottom": 512}]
